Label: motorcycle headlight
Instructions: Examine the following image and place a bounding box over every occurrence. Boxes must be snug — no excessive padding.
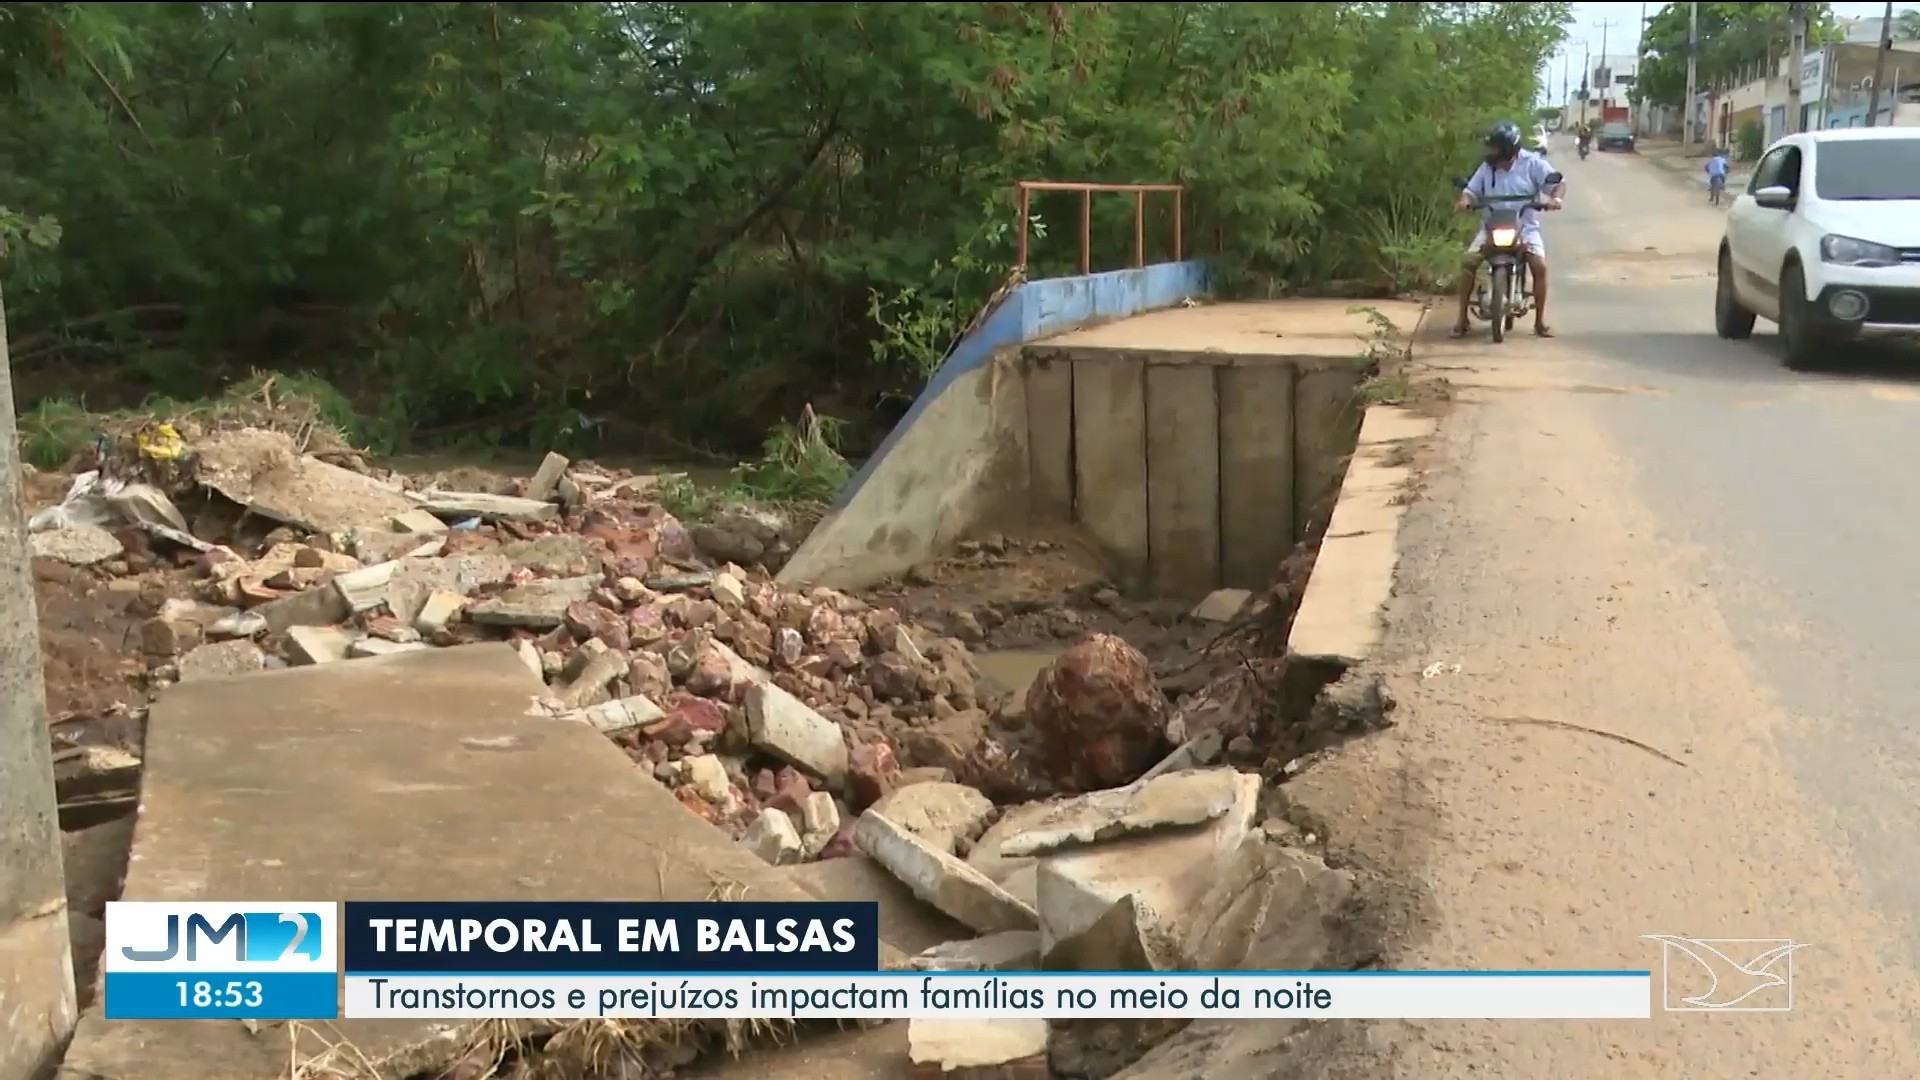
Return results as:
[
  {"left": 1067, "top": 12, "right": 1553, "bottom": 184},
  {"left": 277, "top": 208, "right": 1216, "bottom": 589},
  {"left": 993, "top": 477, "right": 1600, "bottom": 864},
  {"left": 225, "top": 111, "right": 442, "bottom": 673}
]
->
[
  {"left": 1490, "top": 226, "right": 1519, "bottom": 247},
  {"left": 1820, "top": 234, "right": 1901, "bottom": 268}
]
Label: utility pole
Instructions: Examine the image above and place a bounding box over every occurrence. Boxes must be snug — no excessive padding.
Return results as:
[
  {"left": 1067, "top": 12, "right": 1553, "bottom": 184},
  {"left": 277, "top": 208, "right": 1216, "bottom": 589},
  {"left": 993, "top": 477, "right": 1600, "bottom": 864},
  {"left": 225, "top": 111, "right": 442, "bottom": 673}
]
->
[
  {"left": 1868, "top": 0, "right": 1894, "bottom": 126},
  {"left": 1596, "top": 17, "right": 1620, "bottom": 110},
  {"left": 1581, "top": 40, "right": 1591, "bottom": 124},
  {"left": 1637, "top": 1, "right": 1649, "bottom": 132},
  {"left": 0, "top": 276, "right": 77, "bottom": 1077},
  {"left": 1684, "top": 1, "right": 1700, "bottom": 145},
  {"left": 1787, "top": 1, "right": 1807, "bottom": 133}
]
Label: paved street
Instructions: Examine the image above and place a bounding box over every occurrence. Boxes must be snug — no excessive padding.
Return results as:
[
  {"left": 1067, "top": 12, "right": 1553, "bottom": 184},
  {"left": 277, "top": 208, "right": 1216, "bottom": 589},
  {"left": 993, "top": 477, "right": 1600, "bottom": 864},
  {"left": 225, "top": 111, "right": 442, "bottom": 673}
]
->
[{"left": 1287, "top": 138, "right": 1920, "bottom": 1078}]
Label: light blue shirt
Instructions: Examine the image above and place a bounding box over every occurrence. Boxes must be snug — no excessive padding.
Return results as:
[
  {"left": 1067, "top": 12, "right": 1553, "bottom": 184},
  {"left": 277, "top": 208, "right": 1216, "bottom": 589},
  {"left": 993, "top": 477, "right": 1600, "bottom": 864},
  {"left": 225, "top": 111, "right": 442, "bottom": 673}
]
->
[
  {"left": 1705, "top": 155, "right": 1728, "bottom": 178},
  {"left": 1465, "top": 149, "right": 1557, "bottom": 230}
]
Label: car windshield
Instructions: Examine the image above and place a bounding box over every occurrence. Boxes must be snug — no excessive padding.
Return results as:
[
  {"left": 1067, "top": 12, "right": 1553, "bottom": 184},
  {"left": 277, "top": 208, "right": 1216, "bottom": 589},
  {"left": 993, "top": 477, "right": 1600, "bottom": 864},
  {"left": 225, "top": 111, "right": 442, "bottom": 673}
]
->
[{"left": 1815, "top": 138, "right": 1920, "bottom": 200}]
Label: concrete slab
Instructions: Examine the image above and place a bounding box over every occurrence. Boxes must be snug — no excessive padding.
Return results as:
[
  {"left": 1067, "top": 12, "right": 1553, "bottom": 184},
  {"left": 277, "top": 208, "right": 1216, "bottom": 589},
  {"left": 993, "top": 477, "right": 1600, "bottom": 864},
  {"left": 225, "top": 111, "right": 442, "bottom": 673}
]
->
[
  {"left": 1038, "top": 299, "right": 1424, "bottom": 365},
  {"left": 1072, "top": 357, "right": 1149, "bottom": 583},
  {"left": 1285, "top": 530, "right": 1397, "bottom": 665},
  {"left": 1025, "top": 357, "right": 1075, "bottom": 523},
  {"left": 1145, "top": 365, "right": 1221, "bottom": 597},
  {"left": 782, "top": 855, "right": 973, "bottom": 955},
  {"left": 1217, "top": 365, "right": 1295, "bottom": 588},
  {"left": 1293, "top": 368, "right": 1363, "bottom": 532},
  {"left": 1356, "top": 405, "right": 1438, "bottom": 446},
  {"left": 58, "top": 643, "right": 827, "bottom": 1080}
]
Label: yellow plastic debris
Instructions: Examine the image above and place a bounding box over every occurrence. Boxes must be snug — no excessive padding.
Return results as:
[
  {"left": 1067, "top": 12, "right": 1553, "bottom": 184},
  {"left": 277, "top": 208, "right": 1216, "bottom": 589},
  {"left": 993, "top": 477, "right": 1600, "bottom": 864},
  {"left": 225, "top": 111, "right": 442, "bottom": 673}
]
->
[{"left": 135, "top": 423, "right": 184, "bottom": 461}]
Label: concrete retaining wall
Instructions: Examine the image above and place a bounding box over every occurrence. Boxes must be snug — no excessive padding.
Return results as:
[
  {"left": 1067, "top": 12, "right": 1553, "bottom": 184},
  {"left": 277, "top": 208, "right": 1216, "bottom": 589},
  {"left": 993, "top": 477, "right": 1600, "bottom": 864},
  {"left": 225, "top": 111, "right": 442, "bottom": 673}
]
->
[
  {"left": 778, "top": 261, "right": 1210, "bottom": 589},
  {"left": 1019, "top": 348, "right": 1365, "bottom": 595}
]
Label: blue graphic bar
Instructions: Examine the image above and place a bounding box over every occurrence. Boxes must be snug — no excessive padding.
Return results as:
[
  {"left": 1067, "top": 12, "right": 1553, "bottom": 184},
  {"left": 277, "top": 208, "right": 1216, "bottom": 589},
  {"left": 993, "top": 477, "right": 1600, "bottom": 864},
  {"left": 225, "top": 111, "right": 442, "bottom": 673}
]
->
[{"left": 103, "top": 971, "right": 338, "bottom": 1020}]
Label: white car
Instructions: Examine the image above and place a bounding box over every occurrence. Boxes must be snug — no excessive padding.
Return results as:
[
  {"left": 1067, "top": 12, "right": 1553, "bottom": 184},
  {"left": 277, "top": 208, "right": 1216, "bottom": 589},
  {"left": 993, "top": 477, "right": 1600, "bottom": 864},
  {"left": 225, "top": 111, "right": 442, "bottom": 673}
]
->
[{"left": 1715, "top": 127, "right": 1920, "bottom": 369}]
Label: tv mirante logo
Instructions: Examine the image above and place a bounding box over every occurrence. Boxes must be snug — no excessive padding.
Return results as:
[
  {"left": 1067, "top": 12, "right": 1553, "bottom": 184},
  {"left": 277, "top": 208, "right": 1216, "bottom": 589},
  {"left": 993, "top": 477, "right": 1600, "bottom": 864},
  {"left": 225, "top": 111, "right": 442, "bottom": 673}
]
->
[{"left": 1643, "top": 935, "right": 1806, "bottom": 1012}]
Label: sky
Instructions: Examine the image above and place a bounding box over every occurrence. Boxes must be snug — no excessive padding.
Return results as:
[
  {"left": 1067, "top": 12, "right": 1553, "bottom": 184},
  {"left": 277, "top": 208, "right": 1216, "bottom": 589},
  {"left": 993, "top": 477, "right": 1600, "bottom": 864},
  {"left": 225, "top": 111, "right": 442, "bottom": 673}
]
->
[{"left": 1544, "top": 1, "right": 1908, "bottom": 102}]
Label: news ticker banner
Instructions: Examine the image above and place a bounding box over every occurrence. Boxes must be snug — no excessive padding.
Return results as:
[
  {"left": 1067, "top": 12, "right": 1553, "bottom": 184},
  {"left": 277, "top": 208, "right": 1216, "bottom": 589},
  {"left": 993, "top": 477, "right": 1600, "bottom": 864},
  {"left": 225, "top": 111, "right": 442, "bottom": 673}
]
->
[{"left": 103, "top": 901, "right": 1652, "bottom": 1021}]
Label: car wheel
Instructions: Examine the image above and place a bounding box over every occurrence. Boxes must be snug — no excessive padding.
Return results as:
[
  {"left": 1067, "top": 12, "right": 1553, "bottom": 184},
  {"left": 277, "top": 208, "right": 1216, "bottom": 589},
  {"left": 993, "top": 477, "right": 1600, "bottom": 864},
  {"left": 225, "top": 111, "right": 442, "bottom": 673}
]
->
[
  {"left": 1778, "top": 263, "right": 1827, "bottom": 371},
  {"left": 1714, "top": 251, "right": 1756, "bottom": 340}
]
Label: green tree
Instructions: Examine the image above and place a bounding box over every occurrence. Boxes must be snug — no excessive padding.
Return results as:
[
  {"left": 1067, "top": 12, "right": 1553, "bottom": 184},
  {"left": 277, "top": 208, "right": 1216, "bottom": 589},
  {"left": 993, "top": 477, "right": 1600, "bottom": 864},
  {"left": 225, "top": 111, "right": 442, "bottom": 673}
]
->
[{"left": 1635, "top": 2, "right": 1837, "bottom": 107}]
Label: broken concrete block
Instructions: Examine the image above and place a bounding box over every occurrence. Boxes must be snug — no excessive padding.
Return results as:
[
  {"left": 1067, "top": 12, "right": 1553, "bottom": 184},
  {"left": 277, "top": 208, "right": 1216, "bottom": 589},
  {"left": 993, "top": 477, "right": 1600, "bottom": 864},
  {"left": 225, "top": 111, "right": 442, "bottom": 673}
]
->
[
  {"left": 413, "top": 590, "right": 467, "bottom": 634},
  {"left": 467, "top": 575, "right": 597, "bottom": 629},
  {"left": 391, "top": 509, "right": 448, "bottom": 534},
  {"left": 526, "top": 452, "right": 570, "bottom": 502},
  {"left": 502, "top": 534, "right": 595, "bottom": 577},
  {"left": 141, "top": 614, "right": 203, "bottom": 658},
  {"left": 513, "top": 639, "right": 544, "bottom": 680},
  {"left": 194, "top": 428, "right": 414, "bottom": 533},
  {"left": 348, "top": 638, "right": 431, "bottom": 659},
  {"left": 746, "top": 682, "right": 849, "bottom": 788},
  {"left": 781, "top": 856, "right": 972, "bottom": 955},
  {"left": 908, "top": 1018, "right": 1048, "bottom": 1076},
  {"left": 410, "top": 490, "right": 557, "bottom": 522},
  {"left": 1188, "top": 588, "right": 1252, "bottom": 623},
  {"left": 909, "top": 931, "right": 1041, "bottom": 972},
  {"left": 872, "top": 781, "right": 997, "bottom": 855},
  {"left": 555, "top": 646, "right": 627, "bottom": 709},
  {"left": 744, "top": 808, "right": 805, "bottom": 866},
  {"left": 286, "top": 626, "right": 357, "bottom": 666},
  {"left": 333, "top": 561, "right": 400, "bottom": 612},
  {"left": 30, "top": 525, "right": 122, "bottom": 566},
  {"left": 999, "top": 768, "right": 1248, "bottom": 858},
  {"left": 566, "top": 695, "right": 664, "bottom": 735},
  {"left": 800, "top": 791, "right": 841, "bottom": 856},
  {"left": 352, "top": 528, "right": 445, "bottom": 565},
  {"left": 207, "top": 609, "right": 268, "bottom": 639},
  {"left": 253, "top": 580, "right": 352, "bottom": 634},
  {"left": 854, "top": 810, "right": 1037, "bottom": 935},
  {"left": 711, "top": 572, "right": 747, "bottom": 609},
  {"left": 1035, "top": 771, "right": 1260, "bottom": 970},
  {"left": 177, "top": 640, "right": 267, "bottom": 682},
  {"left": 1136, "top": 730, "right": 1227, "bottom": 784},
  {"left": 683, "top": 754, "right": 732, "bottom": 803}
]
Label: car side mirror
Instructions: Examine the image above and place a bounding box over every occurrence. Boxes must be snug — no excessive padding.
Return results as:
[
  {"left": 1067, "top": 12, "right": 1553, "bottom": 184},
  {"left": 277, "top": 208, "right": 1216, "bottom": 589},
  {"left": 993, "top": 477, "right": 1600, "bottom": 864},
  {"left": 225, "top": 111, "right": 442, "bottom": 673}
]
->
[{"left": 1753, "top": 185, "right": 1795, "bottom": 209}]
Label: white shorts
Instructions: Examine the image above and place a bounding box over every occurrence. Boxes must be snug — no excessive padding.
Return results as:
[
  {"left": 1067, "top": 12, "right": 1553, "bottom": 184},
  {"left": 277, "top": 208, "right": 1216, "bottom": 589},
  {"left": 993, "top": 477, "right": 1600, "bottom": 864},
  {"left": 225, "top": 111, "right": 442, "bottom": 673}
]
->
[{"left": 1468, "top": 226, "right": 1546, "bottom": 259}]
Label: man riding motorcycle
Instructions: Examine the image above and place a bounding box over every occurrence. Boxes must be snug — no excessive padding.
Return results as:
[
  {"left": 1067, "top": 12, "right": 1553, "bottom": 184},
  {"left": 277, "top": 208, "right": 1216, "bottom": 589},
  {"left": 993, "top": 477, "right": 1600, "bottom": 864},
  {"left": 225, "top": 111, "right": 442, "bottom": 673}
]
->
[
  {"left": 1576, "top": 123, "right": 1592, "bottom": 158},
  {"left": 1452, "top": 120, "right": 1566, "bottom": 339}
]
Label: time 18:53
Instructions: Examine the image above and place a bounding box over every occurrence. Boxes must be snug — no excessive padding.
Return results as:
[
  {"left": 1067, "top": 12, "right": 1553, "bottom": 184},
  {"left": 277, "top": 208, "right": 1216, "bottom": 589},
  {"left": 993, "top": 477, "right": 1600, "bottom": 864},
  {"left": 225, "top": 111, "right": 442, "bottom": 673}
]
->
[{"left": 176, "top": 980, "right": 264, "bottom": 1010}]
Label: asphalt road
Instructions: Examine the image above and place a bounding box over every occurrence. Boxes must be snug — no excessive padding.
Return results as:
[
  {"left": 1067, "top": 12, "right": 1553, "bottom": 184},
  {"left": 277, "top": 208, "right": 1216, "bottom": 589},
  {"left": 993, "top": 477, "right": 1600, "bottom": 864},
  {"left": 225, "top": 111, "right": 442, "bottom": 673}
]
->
[
  {"left": 1257, "top": 140, "right": 1920, "bottom": 1079},
  {"left": 1555, "top": 142, "right": 1920, "bottom": 965}
]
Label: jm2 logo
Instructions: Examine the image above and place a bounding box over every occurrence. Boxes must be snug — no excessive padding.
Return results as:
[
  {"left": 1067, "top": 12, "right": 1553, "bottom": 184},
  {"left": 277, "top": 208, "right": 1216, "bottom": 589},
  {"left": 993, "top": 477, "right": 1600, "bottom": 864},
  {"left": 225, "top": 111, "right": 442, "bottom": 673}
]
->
[{"left": 121, "top": 912, "right": 325, "bottom": 963}]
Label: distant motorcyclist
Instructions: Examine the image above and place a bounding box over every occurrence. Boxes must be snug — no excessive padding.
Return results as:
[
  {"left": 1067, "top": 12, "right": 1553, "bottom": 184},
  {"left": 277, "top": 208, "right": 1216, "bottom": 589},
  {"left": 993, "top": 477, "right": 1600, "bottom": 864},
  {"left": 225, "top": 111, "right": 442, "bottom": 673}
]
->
[
  {"left": 1452, "top": 120, "right": 1566, "bottom": 339},
  {"left": 1576, "top": 122, "right": 1593, "bottom": 156}
]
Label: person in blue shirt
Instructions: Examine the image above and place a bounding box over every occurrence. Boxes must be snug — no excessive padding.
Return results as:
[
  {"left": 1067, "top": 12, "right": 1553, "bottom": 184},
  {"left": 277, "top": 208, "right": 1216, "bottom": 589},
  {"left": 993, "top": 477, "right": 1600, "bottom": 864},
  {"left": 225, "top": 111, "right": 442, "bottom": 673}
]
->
[
  {"left": 1452, "top": 120, "right": 1566, "bottom": 339},
  {"left": 1705, "top": 147, "right": 1730, "bottom": 205}
]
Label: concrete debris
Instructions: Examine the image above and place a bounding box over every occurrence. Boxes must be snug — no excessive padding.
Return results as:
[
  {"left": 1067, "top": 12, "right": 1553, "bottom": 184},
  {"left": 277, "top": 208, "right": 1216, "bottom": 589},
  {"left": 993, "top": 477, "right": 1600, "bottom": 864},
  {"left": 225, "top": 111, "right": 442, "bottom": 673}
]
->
[
  {"left": 683, "top": 754, "right": 732, "bottom": 803},
  {"left": 997, "top": 768, "right": 1248, "bottom": 858},
  {"left": 503, "top": 534, "right": 595, "bottom": 577},
  {"left": 413, "top": 590, "right": 467, "bottom": 634},
  {"left": 854, "top": 810, "right": 1038, "bottom": 935},
  {"left": 746, "top": 682, "right": 849, "bottom": 788},
  {"left": 1137, "top": 730, "right": 1227, "bottom": 784},
  {"left": 711, "top": 571, "right": 747, "bottom": 609},
  {"left": 194, "top": 428, "right": 413, "bottom": 533},
  {"left": 177, "top": 639, "right": 267, "bottom": 682},
  {"left": 286, "top": 625, "right": 356, "bottom": 665},
  {"left": 349, "top": 638, "right": 431, "bottom": 659},
  {"left": 525, "top": 452, "right": 571, "bottom": 502},
  {"left": 871, "top": 781, "right": 997, "bottom": 855},
  {"left": 744, "top": 808, "right": 805, "bottom": 866},
  {"left": 555, "top": 645, "right": 627, "bottom": 709},
  {"left": 30, "top": 525, "right": 123, "bottom": 566},
  {"left": 1035, "top": 771, "right": 1260, "bottom": 971},
  {"left": 206, "top": 609, "right": 269, "bottom": 639},
  {"left": 467, "top": 575, "right": 598, "bottom": 628},
  {"left": 332, "top": 561, "right": 400, "bottom": 612},
  {"left": 1026, "top": 633, "right": 1171, "bottom": 792},
  {"left": 1188, "top": 588, "right": 1252, "bottom": 623},
  {"left": 390, "top": 509, "right": 449, "bottom": 534},
  {"left": 513, "top": 639, "right": 543, "bottom": 679},
  {"left": 799, "top": 791, "right": 841, "bottom": 856},
  {"left": 409, "top": 489, "right": 558, "bottom": 522},
  {"left": 907, "top": 1018, "right": 1048, "bottom": 1075},
  {"left": 692, "top": 504, "right": 795, "bottom": 566},
  {"left": 909, "top": 931, "right": 1041, "bottom": 972},
  {"left": 781, "top": 856, "right": 973, "bottom": 955},
  {"left": 565, "top": 695, "right": 665, "bottom": 735}
]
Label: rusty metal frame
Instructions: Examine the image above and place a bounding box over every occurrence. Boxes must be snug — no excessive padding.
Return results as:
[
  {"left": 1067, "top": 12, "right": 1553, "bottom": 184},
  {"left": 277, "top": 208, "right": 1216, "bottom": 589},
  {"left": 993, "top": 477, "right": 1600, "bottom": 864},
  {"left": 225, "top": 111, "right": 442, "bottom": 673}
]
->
[{"left": 1013, "top": 180, "right": 1186, "bottom": 275}]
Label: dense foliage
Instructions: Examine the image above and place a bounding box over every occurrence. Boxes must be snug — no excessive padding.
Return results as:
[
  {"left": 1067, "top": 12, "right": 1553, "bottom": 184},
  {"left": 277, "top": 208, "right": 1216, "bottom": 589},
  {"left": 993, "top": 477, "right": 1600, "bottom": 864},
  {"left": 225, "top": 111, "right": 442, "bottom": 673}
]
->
[
  {"left": 1, "top": 2, "right": 1565, "bottom": 456},
  {"left": 1634, "top": 2, "right": 1837, "bottom": 108}
]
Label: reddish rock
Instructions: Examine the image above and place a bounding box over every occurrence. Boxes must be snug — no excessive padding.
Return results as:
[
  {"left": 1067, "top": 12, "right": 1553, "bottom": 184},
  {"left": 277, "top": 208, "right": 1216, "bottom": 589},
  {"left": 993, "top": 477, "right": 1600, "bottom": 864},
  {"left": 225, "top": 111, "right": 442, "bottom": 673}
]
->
[
  {"left": 628, "top": 653, "right": 672, "bottom": 700},
  {"left": 684, "top": 650, "right": 734, "bottom": 698},
  {"left": 674, "top": 787, "right": 724, "bottom": 825},
  {"left": 765, "top": 766, "right": 813, "bottom": 818},
  {"left": 868, "top": 652, "right": 922, "bottom": 703},
  {"left": 816, "top": 822, "right": 857, "bottom": 860},
  {"left": 654, "top": 518, "right": 699, "bottom": 564},
  {"left": 863, "top": 609, "right": 902, "bottom": 654},
  {"left": 804, "top": 603, "right": 845, "bottom": 646},
  {"left": 1024, "top": 633, "right": 1170, "bottom": 792},
  {"left": 627, "top": 605, "right": 669, "bottom": 646},
  {"left": 645, "top": 696, "right": 728, "bottom": 746},
  {"left": 733, "top": 618, "right": 773, "bottom": 665},
  {"left": 848, "top": 740, "right": 901, "bottom": 811},
  {"left": 565, "top": 600, "right": 630, "bottom": 651},
  {"left": 823, "top": 637, "right": 864, "bottom": 670}
]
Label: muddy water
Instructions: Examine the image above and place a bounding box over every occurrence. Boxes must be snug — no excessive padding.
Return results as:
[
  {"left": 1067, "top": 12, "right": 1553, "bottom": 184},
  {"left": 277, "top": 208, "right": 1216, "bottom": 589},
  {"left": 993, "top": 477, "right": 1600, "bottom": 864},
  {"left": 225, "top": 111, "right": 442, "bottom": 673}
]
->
[{"left": 973, "top": 648, "right": 1062, "bottom": 702}]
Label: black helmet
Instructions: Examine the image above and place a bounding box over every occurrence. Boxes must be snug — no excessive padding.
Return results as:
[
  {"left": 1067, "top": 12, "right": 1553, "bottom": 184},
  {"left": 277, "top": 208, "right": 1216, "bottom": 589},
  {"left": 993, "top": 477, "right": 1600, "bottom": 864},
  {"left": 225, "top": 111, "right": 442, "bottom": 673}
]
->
[{"left": 1486, "top": 120, "right": 1523, "bottom": 155}]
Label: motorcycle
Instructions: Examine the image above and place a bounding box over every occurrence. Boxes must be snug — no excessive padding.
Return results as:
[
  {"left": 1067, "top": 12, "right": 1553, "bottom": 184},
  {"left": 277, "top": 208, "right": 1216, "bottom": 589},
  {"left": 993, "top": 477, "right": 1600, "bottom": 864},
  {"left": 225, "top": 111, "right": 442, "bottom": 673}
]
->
[
  {"left": 1454, "top": 171, "right": 1564, "bottom": 344},
  {"left": 1577, "top": 140, "right": 1591, "bottom": 160}
]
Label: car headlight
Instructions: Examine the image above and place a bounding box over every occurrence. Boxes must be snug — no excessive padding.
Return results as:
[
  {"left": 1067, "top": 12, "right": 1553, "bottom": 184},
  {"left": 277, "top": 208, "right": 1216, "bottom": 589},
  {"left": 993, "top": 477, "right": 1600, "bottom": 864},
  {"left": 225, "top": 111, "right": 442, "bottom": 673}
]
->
[
  {"left": 1490, "top": 226, "right": 1518, "bottom": 247},
  {"left": 1820, "top": 234, "right": 1901, "bottom": 267}
]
